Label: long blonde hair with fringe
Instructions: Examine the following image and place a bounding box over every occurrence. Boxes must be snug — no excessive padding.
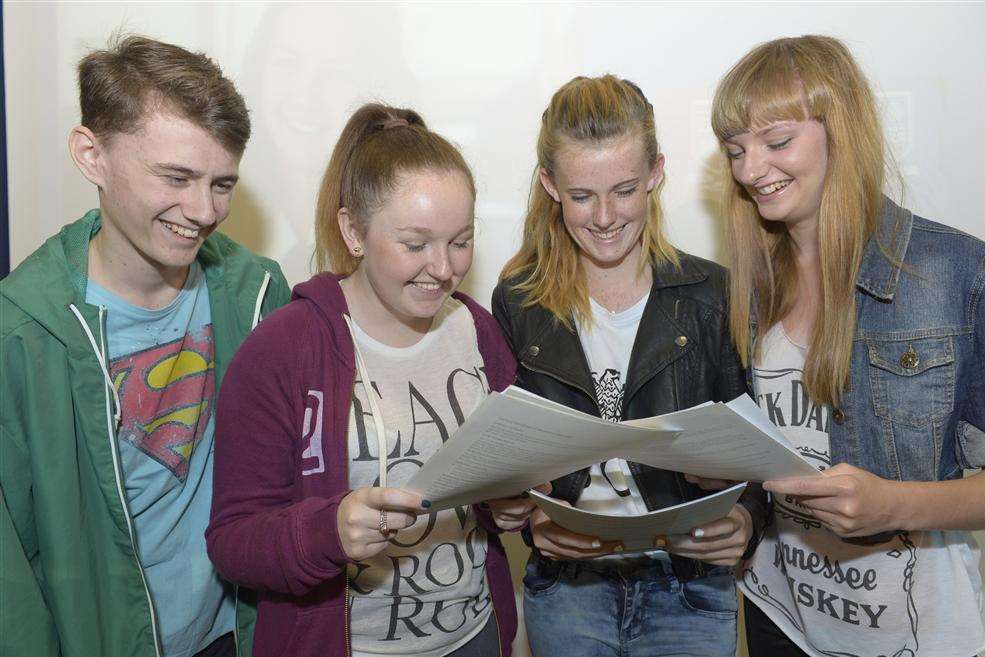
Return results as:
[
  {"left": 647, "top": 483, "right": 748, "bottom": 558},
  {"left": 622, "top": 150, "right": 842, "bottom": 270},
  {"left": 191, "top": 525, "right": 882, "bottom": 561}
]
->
[
  {"left": 500, "top": 75, "right": 679, "bottom": 329},
  {"left": 711, "top": 35, "right": 885, "bottom": 407}
]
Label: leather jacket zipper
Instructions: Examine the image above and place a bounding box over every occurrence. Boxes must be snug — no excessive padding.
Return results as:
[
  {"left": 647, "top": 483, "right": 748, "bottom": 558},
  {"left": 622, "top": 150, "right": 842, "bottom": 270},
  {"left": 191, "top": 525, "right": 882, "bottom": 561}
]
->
[{"left": 519, "top": 360, "right": 598, "bottom": 409}]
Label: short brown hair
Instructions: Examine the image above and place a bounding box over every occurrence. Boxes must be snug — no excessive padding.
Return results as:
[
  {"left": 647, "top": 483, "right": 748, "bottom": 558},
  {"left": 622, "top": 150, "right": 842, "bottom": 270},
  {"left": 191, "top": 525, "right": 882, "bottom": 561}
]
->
[
  {"left": 314, "top": 103, "right": 476, "bottom": 274},
  {"left": 78, "top": 35, "right": 250, "bottom": 155}
]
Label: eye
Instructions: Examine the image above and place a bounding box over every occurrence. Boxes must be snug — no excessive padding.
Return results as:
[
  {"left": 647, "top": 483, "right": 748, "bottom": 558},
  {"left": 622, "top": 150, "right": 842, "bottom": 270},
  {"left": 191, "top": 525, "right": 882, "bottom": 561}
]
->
[
  {"left": 213, "top": 182, "right": 236, "bottom": 194},
  {"left": 166, "top": 176, "right": 189, "bottom": 186},
  {"left": 767, "top": 138, "right": 792, "bottom": 151},
  {"left": 404, "top": 243, "right": 426, "bottom": 253},
  {"left": 452, "top": 239, "right": 472, "bottom": 250},
  {"left": 725, "top": 148, "right": 744, "bottom": 160},
  {"left": 569, "top": 194, "right": 590, "bottom": 203},
  {"left": 615, "top": 186, "right": 638, "bottom": 198}
]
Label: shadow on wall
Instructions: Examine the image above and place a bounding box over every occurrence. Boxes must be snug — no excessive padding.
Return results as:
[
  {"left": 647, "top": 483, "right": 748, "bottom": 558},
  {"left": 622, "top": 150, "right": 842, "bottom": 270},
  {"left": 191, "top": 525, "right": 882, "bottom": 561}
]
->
[
  {"left": 222, "top": 184, "right": 273, "bottom": 257},
  {"left": 698, "top": 150, "right": 731, "bottom": 268}
]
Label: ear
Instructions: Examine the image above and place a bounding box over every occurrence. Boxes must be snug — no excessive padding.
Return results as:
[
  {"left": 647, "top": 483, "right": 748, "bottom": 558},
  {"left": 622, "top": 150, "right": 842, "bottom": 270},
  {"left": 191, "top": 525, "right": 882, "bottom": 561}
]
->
[
  {"left": 538, "top": 167, "right": 561, "bottom": 203},
  {"left": 337, "top": 207, "right": 364, "bottom": 257},
  {"left": 646, "top": 154, "right": 665, "bottom": 192},
  {"left": 68, "top": 125, "right": 106, "bottom": 187}
]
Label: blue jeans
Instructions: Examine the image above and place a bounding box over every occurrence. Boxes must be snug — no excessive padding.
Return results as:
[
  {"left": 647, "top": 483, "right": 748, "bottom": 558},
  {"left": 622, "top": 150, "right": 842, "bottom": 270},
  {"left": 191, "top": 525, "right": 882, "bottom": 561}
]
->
[{"left": 523, "top": 556, "right": 737, "bottom": 657}]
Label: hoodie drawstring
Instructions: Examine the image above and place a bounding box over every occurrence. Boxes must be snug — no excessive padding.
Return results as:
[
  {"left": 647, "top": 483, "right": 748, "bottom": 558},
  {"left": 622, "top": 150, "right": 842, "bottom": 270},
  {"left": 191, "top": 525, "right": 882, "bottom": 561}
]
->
[
  {"left": 342, "top": 314, "right": 389, "bottom": 489},
  {"left": 252, "top": 271, "right": 272, "bottom": 330},
  {"left": 69, "top": 303, "right": 122, "bottom": 428}
]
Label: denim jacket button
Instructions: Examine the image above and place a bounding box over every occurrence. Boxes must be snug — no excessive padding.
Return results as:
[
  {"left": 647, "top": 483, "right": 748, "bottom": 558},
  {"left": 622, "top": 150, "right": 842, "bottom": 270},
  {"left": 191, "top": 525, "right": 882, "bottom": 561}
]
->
[
  {"left": 833, "top": 408, "right": 845, "bottom": 425},
  {"left": 899, "top": 345, "right": 920, "bottom": 370}
]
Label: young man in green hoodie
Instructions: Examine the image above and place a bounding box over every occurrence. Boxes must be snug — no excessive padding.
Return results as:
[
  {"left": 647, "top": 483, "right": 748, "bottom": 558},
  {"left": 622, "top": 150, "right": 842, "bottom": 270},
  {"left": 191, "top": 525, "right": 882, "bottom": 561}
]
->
[{"left": 0, "top": 36, "right": 290, "bottom": 657}]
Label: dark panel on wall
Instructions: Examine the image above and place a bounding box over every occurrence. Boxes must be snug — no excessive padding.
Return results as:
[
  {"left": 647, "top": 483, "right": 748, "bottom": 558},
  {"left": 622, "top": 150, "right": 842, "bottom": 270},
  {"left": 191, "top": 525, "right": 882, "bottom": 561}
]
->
[{"left": 1, "top": 1, "right": 8, "bottom": 278}]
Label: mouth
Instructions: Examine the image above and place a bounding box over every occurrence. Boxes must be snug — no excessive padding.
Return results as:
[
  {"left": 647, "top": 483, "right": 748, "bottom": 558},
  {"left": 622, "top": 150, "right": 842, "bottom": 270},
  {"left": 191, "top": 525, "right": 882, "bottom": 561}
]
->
[
  {"left": 409, "top": 281, "right": 443, "bottom": 292},
  {"left": 160, "top": 220, "right": 201, "bottom": 240},
  {"left": 588, "top": 225, "right": 626, "bottom": 241},
  {"left": 754, "top": 179, "right": 792, "bottom": 197}
]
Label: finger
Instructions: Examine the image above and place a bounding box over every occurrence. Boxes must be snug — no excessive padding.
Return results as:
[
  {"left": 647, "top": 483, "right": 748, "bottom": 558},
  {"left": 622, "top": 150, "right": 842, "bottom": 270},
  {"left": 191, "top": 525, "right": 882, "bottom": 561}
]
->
[
  {"left": 370, "top": 487, "right": 426, "bottom": 512},
  {"left": 384, "top": 510, "right": 419, "bottom": 531},
  {"left": 764, "top": 476, "right": 845, "bottom": 497},
  {"left": 533, "top": 482, "right": 553, "bottom": 495},
  {"left": 667, "top": 534, "right": 743, "bottom": 554},
  {"left": 687, "top": 516, "right": 739, "bottom": 540}
]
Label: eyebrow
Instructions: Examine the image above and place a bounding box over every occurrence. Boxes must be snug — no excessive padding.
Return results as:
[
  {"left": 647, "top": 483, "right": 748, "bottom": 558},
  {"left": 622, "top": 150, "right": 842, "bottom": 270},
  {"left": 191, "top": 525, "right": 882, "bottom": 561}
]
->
[
  {"left": 153, "top": 163, "right": 239, "bottom": 185},
  {"left": 394, "top": 225, "right": 474, "bottom": 236},
  {"left": 566, "top": 177, "right": 641, "bottom": 193},
  {"left": 755, "top": 122, "right": 797, "bottom": 137}
]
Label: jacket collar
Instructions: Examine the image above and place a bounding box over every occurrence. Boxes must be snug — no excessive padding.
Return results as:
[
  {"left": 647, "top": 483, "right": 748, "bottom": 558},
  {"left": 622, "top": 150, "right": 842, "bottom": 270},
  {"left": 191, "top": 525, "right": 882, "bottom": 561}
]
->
[
  {"left": 855, "top": 197, "right": 913, "bottom": 301},
  {"left": 2, "top": 209, "right": 256, "bottom": 352},
  {"left": 519, "top": 256, "right": 705, "bottom": 404}
]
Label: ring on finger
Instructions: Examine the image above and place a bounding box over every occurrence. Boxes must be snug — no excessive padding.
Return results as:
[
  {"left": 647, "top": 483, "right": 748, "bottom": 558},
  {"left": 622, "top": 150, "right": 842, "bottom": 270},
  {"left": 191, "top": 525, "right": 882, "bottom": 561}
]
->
[{"left": 379, "top": 509, "right": 391, "bottom": 537}]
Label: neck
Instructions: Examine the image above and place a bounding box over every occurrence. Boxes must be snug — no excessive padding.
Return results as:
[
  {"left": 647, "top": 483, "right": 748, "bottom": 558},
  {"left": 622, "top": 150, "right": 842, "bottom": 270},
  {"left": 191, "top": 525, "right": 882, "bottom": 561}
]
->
[
  {"left": 88, "top": 230, "right": 189, "bottom": 310},
  {"left": 340, "top": 270, "right": 433, "bottom": 348},
  {"left": 782, "top": 220, "right": 822, "bottom": 344},
  {"left": 583, "top": 244, "right": 652, "bottom": 313}
]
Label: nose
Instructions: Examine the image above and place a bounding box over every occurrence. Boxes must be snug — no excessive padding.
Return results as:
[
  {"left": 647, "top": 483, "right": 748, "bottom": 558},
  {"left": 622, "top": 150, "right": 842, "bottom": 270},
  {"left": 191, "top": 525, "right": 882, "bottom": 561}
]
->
[
  {"left": 594, "top": 197, "right": 616, "bottom": 229},
  {"left": 183, "top": 184, "right": 218, "bottom": 226},
  {"left": 426, "top": 246, "right": 452, "bottom": 281},
  {"left": 738, "top": 149, "right": 768, "bottom": 186}
]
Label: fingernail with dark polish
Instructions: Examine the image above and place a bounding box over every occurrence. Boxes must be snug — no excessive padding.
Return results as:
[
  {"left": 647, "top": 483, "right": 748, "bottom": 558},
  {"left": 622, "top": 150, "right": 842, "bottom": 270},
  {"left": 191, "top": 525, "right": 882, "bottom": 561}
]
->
[{"left": 421, "top": 500, "right": 432, "bottom": 509}]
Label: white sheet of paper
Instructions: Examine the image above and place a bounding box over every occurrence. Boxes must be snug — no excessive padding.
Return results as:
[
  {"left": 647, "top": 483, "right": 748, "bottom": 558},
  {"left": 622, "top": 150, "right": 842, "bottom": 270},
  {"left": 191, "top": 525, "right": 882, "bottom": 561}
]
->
[
  {"left": 405, "top": 388, "right": 681, "bottom": 511},
  {"left": 622, "top": 396, "right": 820, "bottom": 482},
  {"left": 529, "top": 483, "right": 748, "bottom": 552},
  {"left": 406, "top": 387, "right": 819, "bottom": 510}
]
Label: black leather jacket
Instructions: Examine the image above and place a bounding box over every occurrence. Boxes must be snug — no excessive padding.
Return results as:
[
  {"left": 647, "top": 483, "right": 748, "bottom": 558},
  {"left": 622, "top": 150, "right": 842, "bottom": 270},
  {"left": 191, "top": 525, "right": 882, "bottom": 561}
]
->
[{"left": 491, "top": 252, "right": 770, "bottom": 582}]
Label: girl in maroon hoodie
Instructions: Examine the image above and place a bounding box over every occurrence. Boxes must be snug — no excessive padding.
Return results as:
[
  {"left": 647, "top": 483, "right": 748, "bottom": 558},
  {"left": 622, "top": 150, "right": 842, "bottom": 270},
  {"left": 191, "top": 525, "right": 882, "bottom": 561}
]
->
[{"left": 207, "top": 104, "right": 518, "bottom": 657}]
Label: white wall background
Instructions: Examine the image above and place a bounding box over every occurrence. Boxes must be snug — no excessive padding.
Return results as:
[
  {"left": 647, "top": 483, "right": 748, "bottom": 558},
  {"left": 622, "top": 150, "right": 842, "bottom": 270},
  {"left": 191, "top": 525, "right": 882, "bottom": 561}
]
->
[{"left": 5, "top": 3, "right": 985, "bottom": 656}]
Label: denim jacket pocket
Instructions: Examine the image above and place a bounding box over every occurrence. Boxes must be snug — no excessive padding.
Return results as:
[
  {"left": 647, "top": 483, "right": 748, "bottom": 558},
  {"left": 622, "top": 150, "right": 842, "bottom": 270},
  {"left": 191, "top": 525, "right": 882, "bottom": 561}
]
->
[{"left": 866, "top": 335, "right": 956, "bottom": 427}]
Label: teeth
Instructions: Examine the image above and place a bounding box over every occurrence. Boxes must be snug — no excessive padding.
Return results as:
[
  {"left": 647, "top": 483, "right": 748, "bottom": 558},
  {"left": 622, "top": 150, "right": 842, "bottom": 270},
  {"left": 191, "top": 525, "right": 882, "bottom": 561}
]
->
[
  {"left": 162, "top": 221, "right": 200, "bottom": 239},
  {"left": 590, "top": 226, "right": 623, "bottom": 239},
  {"left": 412, "top": 282, "right": 440, "bottom": 291},
  {"left": 757, "top": 180, "right": 791, "bottom": 195}
]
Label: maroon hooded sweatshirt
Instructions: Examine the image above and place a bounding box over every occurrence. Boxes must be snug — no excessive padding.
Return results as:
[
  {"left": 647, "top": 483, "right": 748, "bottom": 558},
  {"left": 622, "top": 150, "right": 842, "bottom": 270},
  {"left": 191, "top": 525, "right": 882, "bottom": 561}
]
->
[{"left": 207, "top": 273, "right": 518, "bottom": 657}]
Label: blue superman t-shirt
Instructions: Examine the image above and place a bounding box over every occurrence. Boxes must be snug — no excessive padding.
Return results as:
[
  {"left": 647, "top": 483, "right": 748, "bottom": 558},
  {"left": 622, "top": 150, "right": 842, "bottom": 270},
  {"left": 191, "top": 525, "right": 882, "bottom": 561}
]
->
[{"left": 87, "top": 262, "right": 234, "bottom": 657}]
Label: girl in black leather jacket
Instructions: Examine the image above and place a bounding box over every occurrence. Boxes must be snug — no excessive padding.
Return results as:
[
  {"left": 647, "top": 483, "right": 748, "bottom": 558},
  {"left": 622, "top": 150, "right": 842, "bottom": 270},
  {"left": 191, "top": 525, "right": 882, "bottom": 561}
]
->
[{"left": 487, "top": 74, "right": 768, "bottom": 657}]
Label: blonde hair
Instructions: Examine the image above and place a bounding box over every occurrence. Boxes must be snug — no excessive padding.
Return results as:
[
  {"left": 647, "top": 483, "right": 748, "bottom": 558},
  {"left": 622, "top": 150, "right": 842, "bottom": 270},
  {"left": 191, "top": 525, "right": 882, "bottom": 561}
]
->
[
  {"left": 711, "top": 35, "right": 886, "bottom": 407},
  {"left": 500, "top": 75, "right": 679, "bottom": 328},
  {"left": 314, "top": 103, "right": 475, "bottom": 274}
]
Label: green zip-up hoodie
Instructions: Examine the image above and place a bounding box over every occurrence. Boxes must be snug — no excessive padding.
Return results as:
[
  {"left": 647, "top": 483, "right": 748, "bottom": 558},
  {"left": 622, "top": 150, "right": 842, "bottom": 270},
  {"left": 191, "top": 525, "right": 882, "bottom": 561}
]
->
[{"left": 0, "top": 210, "right": 291, "bottom": 657}]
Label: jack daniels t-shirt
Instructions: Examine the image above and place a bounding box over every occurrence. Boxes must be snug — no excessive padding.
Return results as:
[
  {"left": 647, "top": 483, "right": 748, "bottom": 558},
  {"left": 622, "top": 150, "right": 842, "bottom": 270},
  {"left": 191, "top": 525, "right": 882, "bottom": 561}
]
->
[
  {"left": 345, "top": 298, "right": 491, "bottom": 657},
  {"left": 739, "top": 323, "right": 984, "bottom": 657}
]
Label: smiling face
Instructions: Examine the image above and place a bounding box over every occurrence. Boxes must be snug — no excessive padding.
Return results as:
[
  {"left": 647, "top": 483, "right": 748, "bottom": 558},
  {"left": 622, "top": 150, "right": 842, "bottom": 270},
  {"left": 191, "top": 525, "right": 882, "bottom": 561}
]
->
[
  {"left": 80, "top": 111, "right": 241, "bottom": 286},
  {"left": 541, "top": 135, "right": 663, "bottom": 277},
  {"left": 340, "top": 168, "right": 475, "bottom": 343},
  {"left": 724, "top": 119, "right": 829, "bottom": 232}
]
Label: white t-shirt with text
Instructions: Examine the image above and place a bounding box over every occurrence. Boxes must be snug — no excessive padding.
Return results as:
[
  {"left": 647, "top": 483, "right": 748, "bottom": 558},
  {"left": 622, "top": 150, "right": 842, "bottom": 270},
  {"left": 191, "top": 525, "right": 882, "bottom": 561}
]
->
[{"left": 739, "top": 323, "right": 984, "bottom": 657}]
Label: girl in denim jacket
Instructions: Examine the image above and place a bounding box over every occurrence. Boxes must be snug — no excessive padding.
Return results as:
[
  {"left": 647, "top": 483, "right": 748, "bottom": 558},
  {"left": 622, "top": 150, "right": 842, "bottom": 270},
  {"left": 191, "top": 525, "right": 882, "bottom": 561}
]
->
[{"left": 711, "top": 35, "right": 985, "bottom": 657}]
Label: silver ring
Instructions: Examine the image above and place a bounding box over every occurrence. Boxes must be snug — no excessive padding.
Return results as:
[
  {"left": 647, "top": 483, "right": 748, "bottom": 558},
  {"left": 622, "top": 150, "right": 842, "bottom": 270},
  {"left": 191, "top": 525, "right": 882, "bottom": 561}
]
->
[{"left": 379, "top": 509, "right": 389, "bottom": 537}]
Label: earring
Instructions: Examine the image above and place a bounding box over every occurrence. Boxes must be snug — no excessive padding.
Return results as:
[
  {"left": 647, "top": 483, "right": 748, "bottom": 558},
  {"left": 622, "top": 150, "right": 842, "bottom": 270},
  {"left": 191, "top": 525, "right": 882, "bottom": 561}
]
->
[{"left": 352, "top": 246, "right": 363, "bottom": 256}]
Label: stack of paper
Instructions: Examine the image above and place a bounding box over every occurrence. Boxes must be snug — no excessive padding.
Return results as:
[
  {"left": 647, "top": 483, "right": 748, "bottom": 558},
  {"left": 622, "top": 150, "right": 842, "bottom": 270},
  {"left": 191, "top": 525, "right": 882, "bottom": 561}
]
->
[{"left": 406, "top": 387, "right": 818, "bottom": 513}]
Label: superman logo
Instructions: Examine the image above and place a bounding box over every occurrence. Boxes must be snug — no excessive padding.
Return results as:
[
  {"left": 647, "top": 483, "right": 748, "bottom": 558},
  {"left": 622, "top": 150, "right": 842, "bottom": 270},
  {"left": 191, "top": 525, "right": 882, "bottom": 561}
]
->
[{"left": 110, "top": 325, "right": 215, "bottom": 481}]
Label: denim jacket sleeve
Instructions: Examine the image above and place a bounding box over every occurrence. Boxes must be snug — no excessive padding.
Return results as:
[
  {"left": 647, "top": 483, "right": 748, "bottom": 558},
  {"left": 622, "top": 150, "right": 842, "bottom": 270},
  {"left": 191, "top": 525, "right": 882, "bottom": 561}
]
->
[{"left": 956, "top": 252, "right": 985, "bottom": 469}]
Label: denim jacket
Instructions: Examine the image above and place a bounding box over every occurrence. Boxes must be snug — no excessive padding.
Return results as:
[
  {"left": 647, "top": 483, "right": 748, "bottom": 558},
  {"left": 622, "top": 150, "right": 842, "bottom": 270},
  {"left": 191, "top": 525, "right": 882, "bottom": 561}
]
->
[{"left": 749, "top": 197, "right": 985, "bottom": 484}]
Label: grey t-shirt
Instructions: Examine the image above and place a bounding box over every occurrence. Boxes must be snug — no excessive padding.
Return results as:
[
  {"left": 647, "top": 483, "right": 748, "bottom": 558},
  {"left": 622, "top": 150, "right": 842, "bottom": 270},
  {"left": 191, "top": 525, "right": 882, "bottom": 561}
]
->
[{"left": 345, "top": 298, "right": 492, "bottom": 657}]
